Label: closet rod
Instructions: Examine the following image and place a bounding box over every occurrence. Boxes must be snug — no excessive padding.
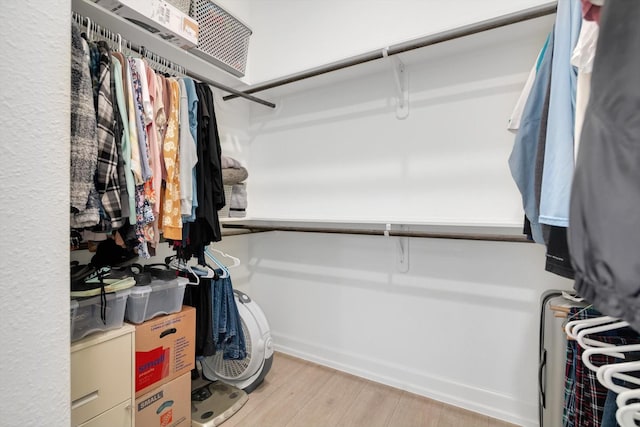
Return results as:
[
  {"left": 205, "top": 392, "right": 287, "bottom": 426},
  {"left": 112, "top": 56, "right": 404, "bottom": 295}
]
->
[
  {"left": 71, "top": 0, "right": 275, "bottom": 108},
  {"left": 222, "top": 222, "right": 531, "bottom": 243},
  {"left": 223, "top": 1, "right": 557, "bottom": 101}
]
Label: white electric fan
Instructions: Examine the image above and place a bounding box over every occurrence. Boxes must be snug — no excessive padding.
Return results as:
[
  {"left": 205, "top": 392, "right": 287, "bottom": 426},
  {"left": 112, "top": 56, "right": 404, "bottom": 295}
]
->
[{"left": 200, "top": 249, "right": 274, "bottom": 393}]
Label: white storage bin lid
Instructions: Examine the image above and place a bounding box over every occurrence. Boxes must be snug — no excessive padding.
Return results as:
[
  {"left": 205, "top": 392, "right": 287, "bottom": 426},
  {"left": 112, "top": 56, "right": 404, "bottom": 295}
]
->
[
  {"left": 128, "top": 285, "right": 152, "bottom": 297},
  {"left": 72, "top": 288, "right": 131, "bottom": 306},
  {"left": 148, "top": 278, "right": 186, "bottom": 292}
]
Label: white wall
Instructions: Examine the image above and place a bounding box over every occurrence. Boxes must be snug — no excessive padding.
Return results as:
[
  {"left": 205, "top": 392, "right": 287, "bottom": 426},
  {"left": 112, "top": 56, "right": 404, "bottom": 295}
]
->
[
  {"left": 0, "top": 1, "right": 71, "bottom": 425},
  {"left": 247, "top": 0, "right": 554, "bottom": 83},
  {"left": 243, "top": 232, "right": 572, "bottom": 426},
  {"left": 247, "top": 14, "right": 553, "bottom": 226},
  {"left": 233, "top": 2, "right": 568, "bottom": 426}
]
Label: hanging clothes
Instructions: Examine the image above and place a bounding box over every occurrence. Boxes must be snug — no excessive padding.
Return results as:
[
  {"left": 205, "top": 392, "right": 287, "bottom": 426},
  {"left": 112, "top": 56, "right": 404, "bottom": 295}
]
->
[
  {"left": 569, "top": 0, "right": 640, "bottom": 333},
  {"left": 178, "top": 78, "right": 198, "bottom": 219},
  {"left": 144, "top": 63, "right": 163, "bottom": 249},
  {"left": 70, "top": 19, "right": 231, "bottom": 261},
  {"left": 161, "top": 79, "right": 183, "bottom": 241},
  {"left": 183, "top": 276, "right": 216, "bottom": 358},
  {"left": 211, "top": 272, "right": 246, "bottom": 360},
  {"left": 508, "top": 30, "right": 554, "bottom": 244},
  {"left": 571, "top": 19, "right": 599, "bottom": 161},
  {"left": 94, "top": 41, "right": 124, "bottom": 231},
  {"left": 109, "top": 53, "right": 130, "bottom": 222},
  {"left": 183, "top": 77, "right": 200, "bottom": 222},
  {"left": 70, "top": 22, "right": 100, "bottom": 229},
  {"left": 111, "top": 53, "right": 137, "bottom": 225},
  {"left": 508, "top": 0, "right": 583, "bottom": 279},
  {"left": 538, "top": 0, "right": 582, "bottom": 228},
  {"left": 178, "top": 84, "right": 224, "bottom": 261}
]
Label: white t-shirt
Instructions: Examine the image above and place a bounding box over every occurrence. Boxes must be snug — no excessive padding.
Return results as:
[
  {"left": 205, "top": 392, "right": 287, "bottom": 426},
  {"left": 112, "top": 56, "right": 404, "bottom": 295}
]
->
[{"left": 571, "top": 20, "right": 599, "bottom": 161}]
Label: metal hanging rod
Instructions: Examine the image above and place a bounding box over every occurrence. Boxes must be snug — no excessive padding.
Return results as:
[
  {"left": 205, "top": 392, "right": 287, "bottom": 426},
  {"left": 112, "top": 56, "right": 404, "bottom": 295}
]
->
[
  {"left": 222, "top": 220, "right": 531, "bottom": 243},
  {"left": 73, "top": 11, "right": 190, "bottom": 76},
  {"left": 223, "top": 1, "right": 557, "bottom": 101},
  {"left": 71, "top": 0, "right": 275, "bottom": 108}
]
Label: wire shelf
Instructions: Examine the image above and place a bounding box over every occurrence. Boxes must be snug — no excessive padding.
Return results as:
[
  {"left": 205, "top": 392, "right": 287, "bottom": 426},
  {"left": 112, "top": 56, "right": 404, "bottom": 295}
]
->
[{"left": 189, "top": 0, "right": 252, "bottom": 77}]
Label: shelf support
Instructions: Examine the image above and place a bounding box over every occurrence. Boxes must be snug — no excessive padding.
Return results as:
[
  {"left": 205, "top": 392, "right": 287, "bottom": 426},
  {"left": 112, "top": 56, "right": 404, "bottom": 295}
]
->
[{"left": 383, "top": 48, "right": 409, "bottom": 120}]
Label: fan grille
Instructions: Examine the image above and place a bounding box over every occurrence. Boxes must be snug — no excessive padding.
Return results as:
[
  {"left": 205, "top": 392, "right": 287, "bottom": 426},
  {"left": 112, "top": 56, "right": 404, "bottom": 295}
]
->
[{"left": 211, "top": 316, "right": 252, "bottom": 379}]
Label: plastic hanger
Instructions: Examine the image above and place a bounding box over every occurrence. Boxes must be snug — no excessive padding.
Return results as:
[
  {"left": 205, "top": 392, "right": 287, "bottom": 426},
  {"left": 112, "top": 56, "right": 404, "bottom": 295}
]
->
[
  {"left": 191, "top": 264, "right": 217, "bottom": 279},
  {"left": 617, "top": 388, "right": 640, "bottom": 427},
  {"left": 616, "top": 403, "right": 640, "bottom": 427},
  {"left": 598, "top": 360, "right": 640, "bottom": 394},
  {"left": 565, "top": 315, "right": 625, "bottom": 350},
  {"left": 565, "top": 315, "right": 620, "bottom": 339},
  {"left": 204, "top": 248, "right": 229, "bottom": 278},
  {"left": 582, "top": 344, "right": 640, "bottom": 373},
  {"left": 576, "top": 319, "right": 631, "bottom": 349},
  {"left": 209, "top": 248, "right": 240, "bottom": 268},
  {"left": 165, "top": 255, "right": 200, "bottom": 286}
]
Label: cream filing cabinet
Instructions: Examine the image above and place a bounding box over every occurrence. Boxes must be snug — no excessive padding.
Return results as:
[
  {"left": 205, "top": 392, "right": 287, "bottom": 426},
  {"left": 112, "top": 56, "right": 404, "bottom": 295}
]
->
[{"left": 70, "top": 324, "right": 136, "bottom": 427}]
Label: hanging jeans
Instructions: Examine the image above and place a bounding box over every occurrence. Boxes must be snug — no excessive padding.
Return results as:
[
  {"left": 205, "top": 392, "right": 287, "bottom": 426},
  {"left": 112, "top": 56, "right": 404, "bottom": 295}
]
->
[{"left": 212, "top": 270, "right": 246, "bottom": 360}]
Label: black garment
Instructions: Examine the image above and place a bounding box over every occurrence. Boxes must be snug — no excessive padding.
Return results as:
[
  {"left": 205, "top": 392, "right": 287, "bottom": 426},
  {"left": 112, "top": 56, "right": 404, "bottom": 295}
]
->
[
  {"left": 195, "top": 83, "right": 225, "bottom": 225},
  {"left": 183, "top": 277, "right": 215, "bottom": 357},
  {"left": 568, "top": 0, "right": 640, "bottom": 332},
  {"left": 178, "top": 84, "right": 224, "bottom": 261},
  {"left": 169, "top": 84, "right": 225, "bottom": 262},
  {"left": 545, "top": 225, "right": 574, "bottom": 279}
]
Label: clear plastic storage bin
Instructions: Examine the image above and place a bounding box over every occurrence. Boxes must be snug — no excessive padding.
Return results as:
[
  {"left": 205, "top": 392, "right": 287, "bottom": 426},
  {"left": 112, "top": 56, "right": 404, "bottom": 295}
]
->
[
  {"left": 70, "top": 289, "right": 130, "bottom": 342},
  {"left": 125, "top": 278, "right": 187, "bottom": 324}
]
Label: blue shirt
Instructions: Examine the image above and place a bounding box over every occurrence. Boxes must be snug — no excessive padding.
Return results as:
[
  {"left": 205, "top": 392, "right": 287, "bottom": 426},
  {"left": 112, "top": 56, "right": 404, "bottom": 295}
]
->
[
  {"left": 509, "top": 31, "right": 554, "bottom": 244},
  {"left": 538, "top": 0, "right": 582, "bottom": 227}
]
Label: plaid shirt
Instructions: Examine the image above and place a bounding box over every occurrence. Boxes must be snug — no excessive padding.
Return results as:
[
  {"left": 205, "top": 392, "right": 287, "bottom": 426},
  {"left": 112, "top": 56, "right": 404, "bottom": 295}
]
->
[
  {"left": 563, "top": 307, "right": 640, "bottom": 427},
  {"left": 95, "top": 41, "right": 123, "bottom": 230}
]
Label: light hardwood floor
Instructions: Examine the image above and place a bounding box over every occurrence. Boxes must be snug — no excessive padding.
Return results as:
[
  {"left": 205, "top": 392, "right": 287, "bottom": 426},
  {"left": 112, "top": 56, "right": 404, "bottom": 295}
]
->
[{"left": 223, "top": 352, "right": 519, "bottom": 427}]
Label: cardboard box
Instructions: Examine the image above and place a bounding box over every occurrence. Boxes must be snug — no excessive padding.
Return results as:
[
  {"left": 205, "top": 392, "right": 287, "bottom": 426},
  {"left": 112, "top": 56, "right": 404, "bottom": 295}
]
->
[
  {"left": 133, "top": 305, "right": 195, "bottom": 397},
  {"left": 135, "top": 372, "right": 191, "bottom": 427},
  {"left": 94, "top": 0, "right": 199, "bottom": 48}
]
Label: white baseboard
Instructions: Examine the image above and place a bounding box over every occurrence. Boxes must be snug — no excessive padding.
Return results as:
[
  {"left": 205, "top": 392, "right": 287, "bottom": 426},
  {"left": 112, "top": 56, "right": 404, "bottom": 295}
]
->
[{"left": 273, "top": 332, "right": 538, "bottom": 427}]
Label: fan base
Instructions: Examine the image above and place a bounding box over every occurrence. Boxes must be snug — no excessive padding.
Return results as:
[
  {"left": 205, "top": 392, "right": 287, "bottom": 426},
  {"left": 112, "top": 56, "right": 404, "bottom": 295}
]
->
[{"left": 191, "top": 380, "right": 248, "bottom": 426}]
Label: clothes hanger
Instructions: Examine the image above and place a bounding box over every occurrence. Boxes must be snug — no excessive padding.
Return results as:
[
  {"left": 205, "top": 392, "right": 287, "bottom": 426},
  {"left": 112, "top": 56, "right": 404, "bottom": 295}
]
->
[
  {"left": 165, "top": 255, "right": 200, "bottom": 286},
  {"left": 565, "top": 315, "right": 620, "bottom": 339},
  {"left": 582, "top": 344, "right": 640, "bottom": 374},
  {"left": 616, "top": 388, "right": 640, "bottom": 427},
  {"left": 576, "top": 319, "right": 631, "bottom": 349},
  {"left": 209, "top": 248, "right": 240, "bottom": 268},
  {"left": 204, "top": 248, "right": 229, "bottom": 279},
  {"left": 615, "top": 402, "right": 640, "bottom": 427},
  {"left": 191, "top": 263, "right": 217, "bottom": 279},
  {"left": 598, "top": 360, "right": 640, "bottom": 394},
  {"left": 565, "top": 315, "right": 625, "bottom": 350}
]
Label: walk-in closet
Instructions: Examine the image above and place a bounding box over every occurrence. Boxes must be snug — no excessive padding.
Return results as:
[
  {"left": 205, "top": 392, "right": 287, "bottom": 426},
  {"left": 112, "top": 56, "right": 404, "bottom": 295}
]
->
[{"left": 2, "top": 0, "right": 638, "bottom": 426}]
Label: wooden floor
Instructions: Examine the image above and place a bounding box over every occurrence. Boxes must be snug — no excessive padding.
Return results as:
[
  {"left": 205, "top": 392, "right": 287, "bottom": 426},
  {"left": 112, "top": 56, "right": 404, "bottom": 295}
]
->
[{"left": 223, "top": 352, "right": 519, "bottom": 427}]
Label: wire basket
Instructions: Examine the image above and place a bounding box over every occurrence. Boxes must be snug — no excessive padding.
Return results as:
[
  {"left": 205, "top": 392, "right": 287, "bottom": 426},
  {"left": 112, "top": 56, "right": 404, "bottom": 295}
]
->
[
  {"left": 189, "top": 0, "right": 252, "bottom": 77},
  {"left": 165, "top": 0, "right": 191, "bottom": 14}
]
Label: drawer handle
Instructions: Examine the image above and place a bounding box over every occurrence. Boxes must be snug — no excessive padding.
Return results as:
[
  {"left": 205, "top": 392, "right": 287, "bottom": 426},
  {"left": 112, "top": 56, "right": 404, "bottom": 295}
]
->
[{"left": 71, "top": 390, "right": 99, "bottom": 409}]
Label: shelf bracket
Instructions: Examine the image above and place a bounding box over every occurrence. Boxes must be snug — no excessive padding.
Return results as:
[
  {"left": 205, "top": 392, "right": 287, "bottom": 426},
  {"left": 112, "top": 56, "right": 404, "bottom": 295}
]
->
[
  {"left": 395, "top": 224, "right": 410, "bottom": 272},
  {"left": 385, "top": 224, "right": 410, "bottom": 272},
  {"left": 383, "top": 48, "right": 409, "bottom": 120}
]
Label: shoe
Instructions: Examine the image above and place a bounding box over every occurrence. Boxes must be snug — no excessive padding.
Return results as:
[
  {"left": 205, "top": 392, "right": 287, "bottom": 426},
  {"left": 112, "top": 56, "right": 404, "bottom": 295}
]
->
[
  {"left": 70, "top": 265, "right": 136, "bottom": 298},
  {"left": 144, "top": 263, "right": 178, "bottom": 281}
]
